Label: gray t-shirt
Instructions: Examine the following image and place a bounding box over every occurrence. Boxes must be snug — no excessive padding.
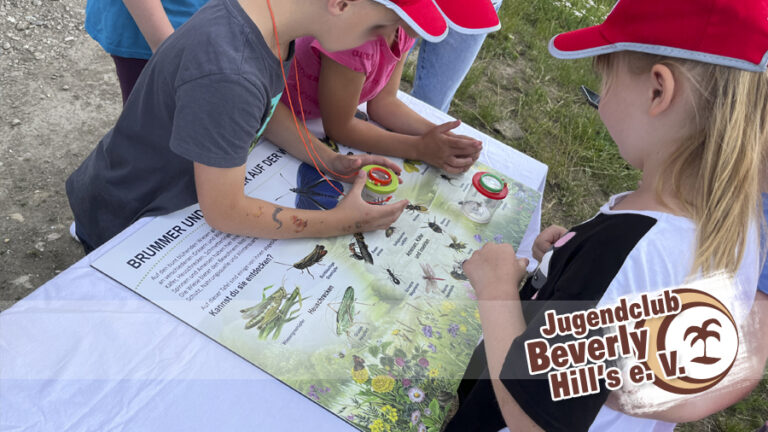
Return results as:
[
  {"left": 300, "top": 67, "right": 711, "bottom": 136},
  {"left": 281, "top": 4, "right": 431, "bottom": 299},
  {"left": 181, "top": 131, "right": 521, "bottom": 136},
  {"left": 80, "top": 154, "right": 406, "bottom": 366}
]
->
[{"left": 66, "top": 0, "right": 293, "bottom": 249}]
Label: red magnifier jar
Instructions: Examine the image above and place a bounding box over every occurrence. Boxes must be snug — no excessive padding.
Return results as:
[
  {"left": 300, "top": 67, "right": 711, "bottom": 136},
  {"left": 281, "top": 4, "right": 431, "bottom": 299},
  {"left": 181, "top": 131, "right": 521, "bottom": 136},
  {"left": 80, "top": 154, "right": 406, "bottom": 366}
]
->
[{"left": 461, "top": 172, "right": 508, "bottom": 223}]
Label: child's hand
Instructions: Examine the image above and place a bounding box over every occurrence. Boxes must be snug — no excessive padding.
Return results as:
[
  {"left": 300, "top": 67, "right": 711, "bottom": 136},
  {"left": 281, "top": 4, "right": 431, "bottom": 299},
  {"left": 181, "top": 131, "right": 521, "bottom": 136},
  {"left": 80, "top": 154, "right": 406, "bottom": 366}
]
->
[
  {"left": 463, "top": 243, "right": 529, "bottom": 301},
  {"left": 419, "top": 120, "right": 482, "bottom": 174},
  {"left": 532, "top": 225, "right": 568, "bottom": 261},
  {"left": 328, "top": 153, "right": 403, "bottom": 184},
  {"left": 332, "top": 172, "right": 408, "bottom": 234}
]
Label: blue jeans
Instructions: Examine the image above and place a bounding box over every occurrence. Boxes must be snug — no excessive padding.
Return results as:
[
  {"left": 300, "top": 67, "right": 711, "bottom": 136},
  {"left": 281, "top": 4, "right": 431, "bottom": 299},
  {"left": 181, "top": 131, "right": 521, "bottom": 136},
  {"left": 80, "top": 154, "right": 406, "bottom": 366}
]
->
[{"left": 410, "top": 0, "right": 503, "bottom": 113}]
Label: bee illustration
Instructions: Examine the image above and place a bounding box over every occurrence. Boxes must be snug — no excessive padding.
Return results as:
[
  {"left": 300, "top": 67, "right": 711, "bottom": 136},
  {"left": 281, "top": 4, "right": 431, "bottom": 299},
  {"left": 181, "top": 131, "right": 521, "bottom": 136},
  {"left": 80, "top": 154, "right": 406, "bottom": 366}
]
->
[
  {"left": 450, "top": 263, "right": 468, "bottom": 281},
  {"left": 352, "top": 354, "right": 366, "bottom": 371},
  {"left": 447, "top": 234, "right": 466, "bottom": 251}
]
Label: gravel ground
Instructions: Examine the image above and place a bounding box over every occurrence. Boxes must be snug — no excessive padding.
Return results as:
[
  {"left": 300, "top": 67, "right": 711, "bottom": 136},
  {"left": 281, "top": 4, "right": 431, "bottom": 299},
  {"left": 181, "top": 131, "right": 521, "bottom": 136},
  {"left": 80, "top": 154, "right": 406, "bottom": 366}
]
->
[{"left": 0, "top": 0, "right": 121, "bottom": 310}]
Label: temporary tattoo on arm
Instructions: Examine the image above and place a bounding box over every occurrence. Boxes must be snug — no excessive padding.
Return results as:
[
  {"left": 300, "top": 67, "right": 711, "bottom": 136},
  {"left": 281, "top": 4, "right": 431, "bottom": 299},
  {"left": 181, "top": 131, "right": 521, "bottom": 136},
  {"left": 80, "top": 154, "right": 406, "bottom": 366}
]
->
[
  {"left": 291, "top": 215, "right": 308, "bottom": 233},
  {"left": 272, "top": 207, "right": 283, "bottom": 229},
  {"left": 249, "top": 206, "right": 264, "bottom": 218}
]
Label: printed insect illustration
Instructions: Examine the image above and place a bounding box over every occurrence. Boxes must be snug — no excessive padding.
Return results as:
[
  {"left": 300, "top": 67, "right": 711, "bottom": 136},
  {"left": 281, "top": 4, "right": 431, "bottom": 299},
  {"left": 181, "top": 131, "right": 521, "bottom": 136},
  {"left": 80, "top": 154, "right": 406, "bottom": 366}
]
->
[
  {"left": 349, "top": 242, "right": 364, "bottom": 261},
  {"left": 332, "top": 286, "right": 358, "bottom": 337},
  {"left": 352, "top": 354, "right": 366, "bottom": 371},
  {"left": 354, "top": 109, "right": 370, "bottom": 122},
  {"left": 385, "top": 268, "right": 401, "bottom": 285},
  {"left": 403, "top": 159, "right": 423, "bottom": 173},
  {"left": 334, "top": 350, "right": 346, "bottom": 359},
  {"left": 277, "top": 244, "right": 327, "bottom": 278},
  {"left": 450, "top": 263, "right": 468, "bottom": 281},
  {"left": 440, "top": 174, "right": 457, "bottom": 185},
  {"left": 348, "top": 232, "right": 373, "bottom": 264},
  {"left": 422, "top": 217, "right": 444, "bottom": 234},
  {"left": 405, "top": 203, "right": 429, "bottom": 214},
  {"left": 385, "top": 226, "right": 396, "bottom": 238},
  {"left": 241, "top": 285, "right": 286, "bottom": 330},
  {"left": 420, "top": 263, "right": 445, "bottom": 293},
  {"left": 262, "top": 286, "right": 307, "bottom": 339},
  {"left": 447, "top": 234, "right": 467, "bottom": 251},
  {"left": 437, "top": 390, "right": 456, "bottom": 407},
  {"left": 240, "top": 282, "right": 308, "bottom": 340},
  {"left": 320, "top": 135, "right": 340, "bottom": 153},
  {"left": 276, "top": 163, "right": 342, "bottom": 210}
]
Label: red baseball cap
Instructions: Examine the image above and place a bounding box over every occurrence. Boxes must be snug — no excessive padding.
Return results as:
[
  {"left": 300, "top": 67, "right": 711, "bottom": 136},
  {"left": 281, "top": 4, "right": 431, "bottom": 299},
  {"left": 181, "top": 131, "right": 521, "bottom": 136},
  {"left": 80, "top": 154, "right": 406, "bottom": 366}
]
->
[
  {"left": 549, "top": 0, "right": 768, "bottom": 72},
  {"left": 374, "top": 0, "right": 500, "bottom": 43}
]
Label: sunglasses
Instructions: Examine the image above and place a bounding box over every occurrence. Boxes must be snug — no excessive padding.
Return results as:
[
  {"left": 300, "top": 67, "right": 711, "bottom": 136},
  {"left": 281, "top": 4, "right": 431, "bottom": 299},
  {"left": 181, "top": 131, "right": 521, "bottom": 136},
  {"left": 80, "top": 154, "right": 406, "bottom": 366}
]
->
[{"left": 580, "top": 85, "right": 600, "bottom": 109}]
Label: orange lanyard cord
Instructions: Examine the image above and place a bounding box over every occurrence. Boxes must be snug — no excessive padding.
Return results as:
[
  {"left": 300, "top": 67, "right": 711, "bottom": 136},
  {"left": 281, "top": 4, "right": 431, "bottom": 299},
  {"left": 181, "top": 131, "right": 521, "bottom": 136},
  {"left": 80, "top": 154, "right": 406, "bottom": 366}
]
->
[
  {"left": 294, "top": 59, "right": 354, "bottom": 180},
  {"left": 266, "top": 0, "right": 351, "bottom": 200}
]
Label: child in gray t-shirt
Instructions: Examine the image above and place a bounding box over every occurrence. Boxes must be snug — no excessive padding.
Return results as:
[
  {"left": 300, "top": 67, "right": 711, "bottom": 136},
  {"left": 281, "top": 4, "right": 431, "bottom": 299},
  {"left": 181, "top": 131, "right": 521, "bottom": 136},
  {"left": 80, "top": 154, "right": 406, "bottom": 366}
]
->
[{"left": 68, "top": 0, "right": 496, "bottom": 252}]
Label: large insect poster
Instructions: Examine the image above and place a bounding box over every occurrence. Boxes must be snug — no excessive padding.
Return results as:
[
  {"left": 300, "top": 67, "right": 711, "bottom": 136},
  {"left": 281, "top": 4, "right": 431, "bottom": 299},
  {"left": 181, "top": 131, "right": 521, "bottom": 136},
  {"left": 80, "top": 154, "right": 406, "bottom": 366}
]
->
[{"left": 93, "top": 135, "right": 541, "bottom": 432}]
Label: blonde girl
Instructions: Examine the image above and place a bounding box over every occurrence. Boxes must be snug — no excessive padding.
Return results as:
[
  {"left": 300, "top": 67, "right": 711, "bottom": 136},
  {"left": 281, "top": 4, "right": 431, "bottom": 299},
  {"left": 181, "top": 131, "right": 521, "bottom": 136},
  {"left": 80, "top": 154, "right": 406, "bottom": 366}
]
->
[{"left": 446, "top": 0, "right": 767, "bottom": 431}]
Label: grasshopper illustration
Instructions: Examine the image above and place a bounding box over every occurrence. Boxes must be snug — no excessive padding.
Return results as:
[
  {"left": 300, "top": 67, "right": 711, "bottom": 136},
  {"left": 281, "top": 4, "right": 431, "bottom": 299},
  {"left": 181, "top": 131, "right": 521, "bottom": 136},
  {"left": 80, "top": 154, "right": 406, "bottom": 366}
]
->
[
  {"left": 241, "top": 283, "right": 308, "bottom": 340},
  {"left": 334, "top": 286, "right": 357, "bottom": 337},
  {"left": 241, "top": 285, "right": 287, "bottom": 330},
  {"left": 277, "top": 245, "right": 327, "bottom": 278}
]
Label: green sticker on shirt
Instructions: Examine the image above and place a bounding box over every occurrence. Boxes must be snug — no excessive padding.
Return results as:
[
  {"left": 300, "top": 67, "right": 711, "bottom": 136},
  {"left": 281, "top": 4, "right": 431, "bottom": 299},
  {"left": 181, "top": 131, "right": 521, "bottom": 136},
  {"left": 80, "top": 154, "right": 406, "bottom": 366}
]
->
[{"left": 249, "top": 92, "right": 282, "bottom": 153}]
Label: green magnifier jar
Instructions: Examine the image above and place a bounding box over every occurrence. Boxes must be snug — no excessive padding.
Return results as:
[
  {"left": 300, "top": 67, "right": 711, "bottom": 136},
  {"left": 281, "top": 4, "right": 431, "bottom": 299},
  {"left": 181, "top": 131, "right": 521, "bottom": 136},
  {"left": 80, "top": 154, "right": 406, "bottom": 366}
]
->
[{"left": 361, "top": 165, "right": 398, "bottom": 205}]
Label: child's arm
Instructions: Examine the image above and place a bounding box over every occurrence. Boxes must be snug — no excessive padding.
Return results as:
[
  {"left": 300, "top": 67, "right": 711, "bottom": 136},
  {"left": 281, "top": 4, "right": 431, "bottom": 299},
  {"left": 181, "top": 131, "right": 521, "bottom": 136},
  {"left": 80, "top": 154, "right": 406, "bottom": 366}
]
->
[
  {"left": 317, "top": 54, "right": 481, "bottom": 173},
  {"left": 532, "top": 225, "right": 568, "bottom": 261},
  {"left": 122, "top": 0, "right": 175, "bottom": 52},
  {"left": 264, "top": 102, "right": 409, "bottom": 182},
  {"left": 194, "top": 162, "right": 406, "bottom": 238},
  {"left": 606, "top": 290, "right": 768, "bottom": 422},
  {"left": 463, "top": 243, "right": 544, "bottom": 432}
]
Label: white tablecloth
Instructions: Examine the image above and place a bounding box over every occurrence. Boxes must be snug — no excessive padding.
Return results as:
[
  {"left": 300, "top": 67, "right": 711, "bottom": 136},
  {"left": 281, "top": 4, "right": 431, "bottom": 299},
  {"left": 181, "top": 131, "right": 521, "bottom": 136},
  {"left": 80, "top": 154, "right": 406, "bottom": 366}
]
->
[{"left": 0, "top": 93, "right": 547, "bottom": 431}]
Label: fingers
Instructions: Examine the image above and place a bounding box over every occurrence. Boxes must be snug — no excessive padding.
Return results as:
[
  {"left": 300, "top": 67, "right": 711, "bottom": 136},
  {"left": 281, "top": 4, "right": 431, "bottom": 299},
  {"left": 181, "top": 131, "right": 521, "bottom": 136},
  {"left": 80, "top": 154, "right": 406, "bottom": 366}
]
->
[
  {"left": 517, "top": 257, "right": 530, "bottom": 270},
  {"left": 372, "top": 156, "right": 402, "bottom": 176},
  {"left": 445, "top": 135, "right": 482, "bottom": 152},
  {"left": 433, "top": 120, "right": 462, "bottom": 134},
  {"left": 363, "top": 199, "right": 408, "bottom": 231},
  {"left": 442, "top": 157, "right": 475, "bottom": 174},
  {"left": 382, "top": 199, "right": 408, "bottom": 223},
  {"left": 348, "top": 171, "right": 367, "bottom": 196}
]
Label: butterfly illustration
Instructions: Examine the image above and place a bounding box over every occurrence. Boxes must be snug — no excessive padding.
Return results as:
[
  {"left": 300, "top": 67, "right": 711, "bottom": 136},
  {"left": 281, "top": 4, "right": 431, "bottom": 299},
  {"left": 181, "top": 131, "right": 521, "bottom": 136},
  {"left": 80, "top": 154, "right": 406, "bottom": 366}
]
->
[{"left": 278, "top": 163, "right": 343, "bottom": 210}]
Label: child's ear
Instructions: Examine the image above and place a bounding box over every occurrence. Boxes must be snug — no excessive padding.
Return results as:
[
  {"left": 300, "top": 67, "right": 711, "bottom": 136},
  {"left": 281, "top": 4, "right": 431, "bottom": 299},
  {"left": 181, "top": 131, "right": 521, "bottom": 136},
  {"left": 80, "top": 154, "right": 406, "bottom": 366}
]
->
[
  {"left": 327, "top": 0, "right": 359, "bottom": 15},
  {"left": 648, "top": 64, "right": 675, "bottom": 117}
]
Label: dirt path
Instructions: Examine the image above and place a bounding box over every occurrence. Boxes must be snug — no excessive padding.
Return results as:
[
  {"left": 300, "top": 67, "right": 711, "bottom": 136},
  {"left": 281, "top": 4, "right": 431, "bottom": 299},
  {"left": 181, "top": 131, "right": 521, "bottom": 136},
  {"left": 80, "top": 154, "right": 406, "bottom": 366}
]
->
[{"left": 0, "top": 0, "right": 121, "bottom": 309}]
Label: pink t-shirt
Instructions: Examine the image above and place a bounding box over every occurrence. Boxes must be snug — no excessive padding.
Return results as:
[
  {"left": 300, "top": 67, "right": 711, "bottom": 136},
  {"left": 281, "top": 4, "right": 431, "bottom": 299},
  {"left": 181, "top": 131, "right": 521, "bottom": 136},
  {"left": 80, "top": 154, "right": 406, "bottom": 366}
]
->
[{"left": 281, "top": 27, "right": 416, "bottom": 119}]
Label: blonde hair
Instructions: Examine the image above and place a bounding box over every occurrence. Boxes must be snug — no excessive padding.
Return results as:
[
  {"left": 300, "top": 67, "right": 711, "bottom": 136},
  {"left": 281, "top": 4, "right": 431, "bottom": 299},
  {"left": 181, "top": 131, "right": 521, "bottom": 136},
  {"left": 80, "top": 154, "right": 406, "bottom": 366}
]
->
[{"left": 595, "top": 52, "right": 767, "bottom": 276}]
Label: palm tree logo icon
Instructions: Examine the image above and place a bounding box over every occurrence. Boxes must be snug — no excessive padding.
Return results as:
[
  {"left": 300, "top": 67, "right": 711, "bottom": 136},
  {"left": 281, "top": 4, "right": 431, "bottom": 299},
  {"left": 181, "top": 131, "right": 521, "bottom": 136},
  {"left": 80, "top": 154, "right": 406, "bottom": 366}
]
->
[{"left": 684, "top": 318, "right": 722, "bottom": 365}]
